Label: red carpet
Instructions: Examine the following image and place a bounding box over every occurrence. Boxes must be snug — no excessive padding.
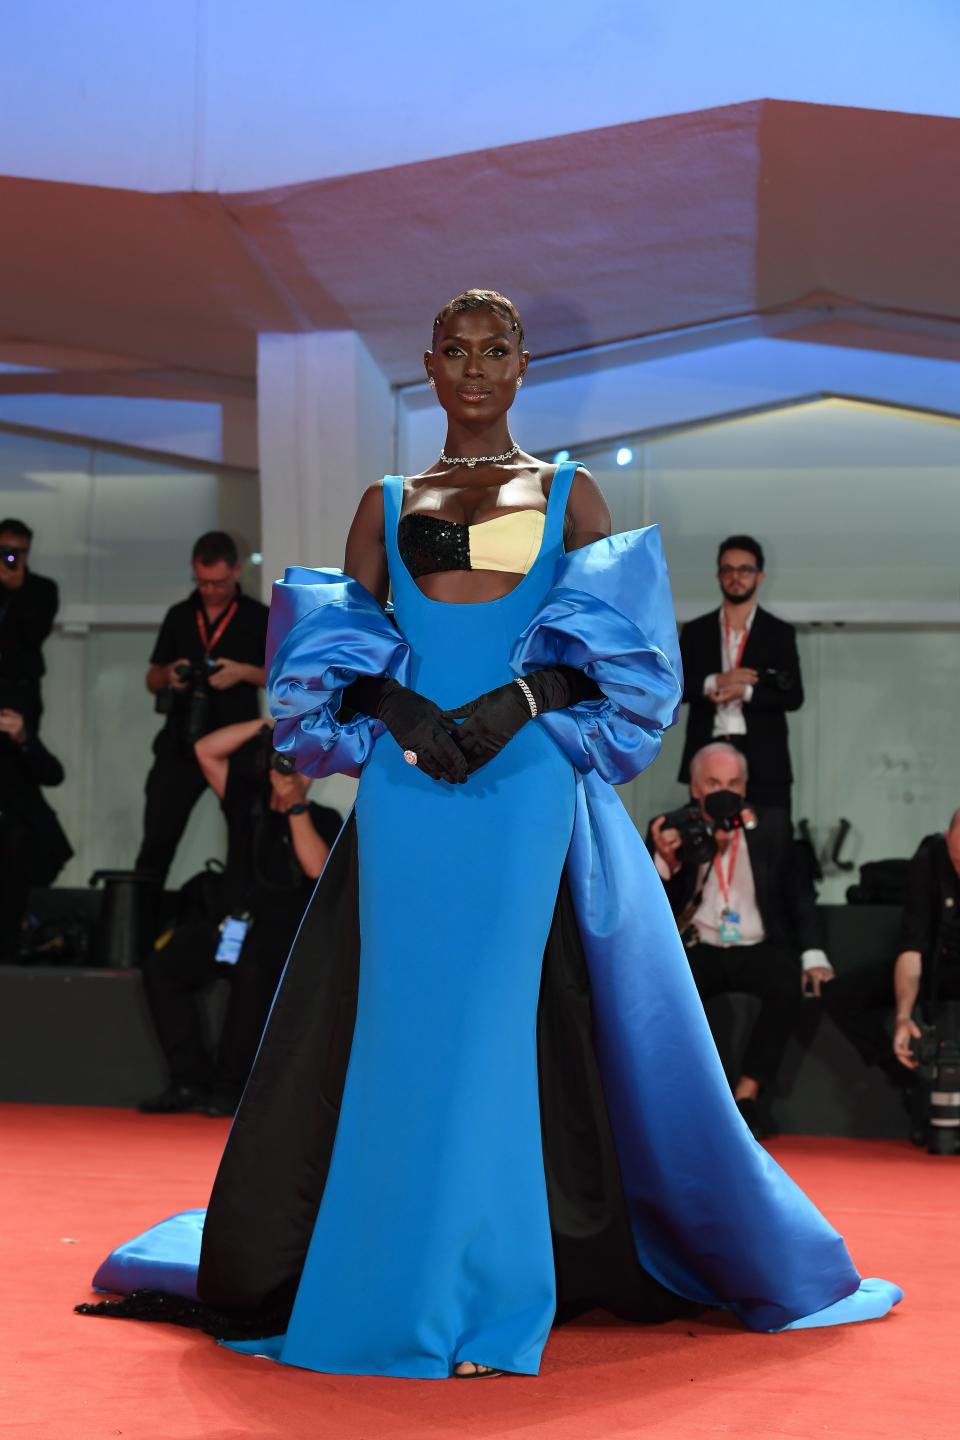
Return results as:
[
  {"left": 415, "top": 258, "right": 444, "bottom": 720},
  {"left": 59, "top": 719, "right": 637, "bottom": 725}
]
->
[{"left": 2, "top": 1104, "right": 956, "bottom": 1440}]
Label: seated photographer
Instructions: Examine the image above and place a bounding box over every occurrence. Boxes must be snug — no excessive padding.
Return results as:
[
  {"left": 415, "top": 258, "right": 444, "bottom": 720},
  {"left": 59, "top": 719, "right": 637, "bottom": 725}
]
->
[
  {"left": 650, "top": 741, "right": 831, "bottom": 1138},
  {"left": 0, "top": 694, "right": 73, "bottom": 959},
  {"left": 136, "top": 531, "right": 269, "bottom": 886},
  {"left": 891, "top": 809, "right": 960, "bottom": 1075},
  {"left": 138, "top": 718, "right": 342, "bottom": 1116},
  {"left": 0, "top": 517, "right": 60, "bottom": 726}
]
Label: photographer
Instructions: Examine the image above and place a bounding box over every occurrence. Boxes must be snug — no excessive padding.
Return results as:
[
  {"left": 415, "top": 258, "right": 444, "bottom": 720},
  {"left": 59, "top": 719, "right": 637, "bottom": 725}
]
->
[
  {"left": 0, "top": 702, "right": 72, "bottom": 959},
  {"left": 135, "top": 531, "right": 268, "bottom": 884},
  {"left": 0, "top": 518, "right": 60, "bottom": 726},
  {"left": 650, "top": 741, "right": 831, "bottom": 1138},
  {"left": 138, "top": 719, "right": 342, "bottom": 1115},
  {"left": 677, "top": 535, "right": 803, "bottom": 813}
]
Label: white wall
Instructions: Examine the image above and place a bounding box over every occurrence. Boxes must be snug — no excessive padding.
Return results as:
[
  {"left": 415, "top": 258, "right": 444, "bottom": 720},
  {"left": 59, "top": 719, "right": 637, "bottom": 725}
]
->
[{"left": 2, "top": 1, "right": 958, "bottom": 193}]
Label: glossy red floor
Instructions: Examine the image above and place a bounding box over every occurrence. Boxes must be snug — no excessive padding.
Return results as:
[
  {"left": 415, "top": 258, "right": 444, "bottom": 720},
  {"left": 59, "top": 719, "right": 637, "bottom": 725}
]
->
[{"left": 3, "top": 1104, "right": 956, "bottom": 1440}]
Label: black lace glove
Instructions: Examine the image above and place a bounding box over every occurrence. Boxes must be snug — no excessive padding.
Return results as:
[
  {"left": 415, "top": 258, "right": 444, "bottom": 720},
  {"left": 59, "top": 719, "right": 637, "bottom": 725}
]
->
[
  {"left": 444, "top": 666, "right": 602, "bottom": 776},
  {"left": 342, "top": 675, "right": 467, "bottom": 784}
]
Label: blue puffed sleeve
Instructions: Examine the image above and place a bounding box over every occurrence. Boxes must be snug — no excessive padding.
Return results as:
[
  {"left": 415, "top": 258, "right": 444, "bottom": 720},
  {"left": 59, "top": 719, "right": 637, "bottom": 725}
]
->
[
  {"left": 509, "top": 526, "right": 682, "bottom": 784},
  {"left": 267, "top": 566, "right": 411, "bottom": 778}
]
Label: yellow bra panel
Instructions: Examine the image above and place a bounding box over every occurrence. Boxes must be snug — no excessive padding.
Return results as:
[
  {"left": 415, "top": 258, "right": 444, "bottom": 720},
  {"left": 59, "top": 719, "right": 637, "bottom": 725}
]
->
[{"left": 468, "top": 510, "right": 546, "bottom": 575}]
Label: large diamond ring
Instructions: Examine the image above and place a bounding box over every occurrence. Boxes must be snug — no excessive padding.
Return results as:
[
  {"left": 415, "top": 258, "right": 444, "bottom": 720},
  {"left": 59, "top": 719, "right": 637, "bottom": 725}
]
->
[{"left": 403, "top": 749, "right": 418, "bottom": 766}]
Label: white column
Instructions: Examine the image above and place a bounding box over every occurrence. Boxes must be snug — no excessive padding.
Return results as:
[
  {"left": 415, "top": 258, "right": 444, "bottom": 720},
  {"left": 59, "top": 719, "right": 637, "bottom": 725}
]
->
[
  {"left": 257, "top": 331, "right": 394, "bottom": 816},
  {"left": 257, "top": 331, "right": 394, "bottom": 599}
]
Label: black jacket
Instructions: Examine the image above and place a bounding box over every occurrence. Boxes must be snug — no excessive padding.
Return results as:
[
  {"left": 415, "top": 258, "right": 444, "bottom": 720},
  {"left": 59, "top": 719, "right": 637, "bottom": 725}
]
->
[
  {"left": 0, "top": 730, "right": 73, "bottom": 884},
  {"left": 0, "top": 570, "right": 60, "bottom": 721},
  {"left": 678, "top": 605, "right": 803, "bottom": 785},
  {"left": 899, "top": 834, "right": 960, "bottom": 995},
  {"left": 652, "top": 805, "right": 820, "bottom": 956}
]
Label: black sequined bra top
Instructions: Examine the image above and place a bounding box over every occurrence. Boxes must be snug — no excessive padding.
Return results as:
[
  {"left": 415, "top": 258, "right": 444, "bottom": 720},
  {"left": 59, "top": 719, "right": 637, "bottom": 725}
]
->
[{"left": 398, "top": 509, "right": 547, "bottom": 580}]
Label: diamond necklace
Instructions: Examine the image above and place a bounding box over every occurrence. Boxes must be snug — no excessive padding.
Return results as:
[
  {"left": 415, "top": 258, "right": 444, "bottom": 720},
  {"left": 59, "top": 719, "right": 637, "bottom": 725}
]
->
[{"left": 438, "top": 443, "right": 520, "bottom": 471}]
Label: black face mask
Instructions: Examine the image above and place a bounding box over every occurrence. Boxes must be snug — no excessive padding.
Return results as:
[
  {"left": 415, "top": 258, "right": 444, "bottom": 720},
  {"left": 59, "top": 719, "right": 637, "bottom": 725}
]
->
[{"left": 704, "top": 789, "right": 744, "bottom": 828}]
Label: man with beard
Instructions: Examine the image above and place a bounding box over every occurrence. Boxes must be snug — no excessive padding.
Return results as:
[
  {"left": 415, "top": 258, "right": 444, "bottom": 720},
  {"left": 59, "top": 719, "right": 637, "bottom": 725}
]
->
[{"left": 677, "top": 535, "right": 803, "bottom": 813}]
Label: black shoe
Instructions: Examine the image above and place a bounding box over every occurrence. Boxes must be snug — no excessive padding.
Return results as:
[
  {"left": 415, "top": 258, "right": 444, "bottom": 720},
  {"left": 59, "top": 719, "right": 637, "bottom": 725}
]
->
[
  {"left": 205, "top": 1097, "right": 238, "bottom": 1118},
  {"left": 736, "top": 1097, "right": 775, "bottom": 1140},
  {"left": 138, "top": 1083, "right": 209, "bottom": 1114}
]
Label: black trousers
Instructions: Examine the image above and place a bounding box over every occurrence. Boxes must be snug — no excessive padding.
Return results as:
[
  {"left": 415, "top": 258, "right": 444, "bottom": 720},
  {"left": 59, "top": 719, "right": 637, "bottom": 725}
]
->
[
  {"left": 135, "top": 736, "right": 209, "bottom": 884},
  {"left": 0, "top": 816, "right": 31, "bottom": 957},
  {"left": 140, "top": 910, "right": 301, "bottom": 1105},
  {"left": 685, "top": 940, "right": 802, "bottom": 1086},
  {"left": 818, "top": 960, "right": 896, "bottom": 1068}
]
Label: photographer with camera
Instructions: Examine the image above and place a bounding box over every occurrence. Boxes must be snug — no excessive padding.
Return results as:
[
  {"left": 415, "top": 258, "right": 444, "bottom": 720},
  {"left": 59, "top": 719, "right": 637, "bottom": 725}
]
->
[
  {"left": 135, "top": 532, "right": 268, "bottom": 884},
  {"left": 677, "top": 535, "right": 803, "bottom": 814},
  {"left": 0, "top": 700, "right": 73, "bottom": 959},
  {"left": 650, "top": 741, "right": 831, "bottom": 1138},
  {"left": 0, "top": 518, "right": 60, "bottom": 726},
  {"left": 890, "top": 810, "right": 960, "bottom": 1152},
  {"left": 138, "top": 718, "right": 342, "bottom": 1115}
]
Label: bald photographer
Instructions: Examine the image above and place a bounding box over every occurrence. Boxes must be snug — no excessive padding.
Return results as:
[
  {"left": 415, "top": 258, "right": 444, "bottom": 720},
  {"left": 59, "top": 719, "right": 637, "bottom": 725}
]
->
[{"left": 650, "top": 741, "right": 831, "bottom": 1138}]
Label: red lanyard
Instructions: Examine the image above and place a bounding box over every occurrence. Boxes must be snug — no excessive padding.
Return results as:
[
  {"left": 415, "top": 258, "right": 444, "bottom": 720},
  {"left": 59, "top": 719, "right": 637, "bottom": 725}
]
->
[
  {"left": 712, "top": 829, "right": 741, "bottom": 908},
  {"left": 196, "top": 599, "right": 238, "bottom": 655},
  {"left": 722, "top": 614, "right": 750, "bottom": 671}
]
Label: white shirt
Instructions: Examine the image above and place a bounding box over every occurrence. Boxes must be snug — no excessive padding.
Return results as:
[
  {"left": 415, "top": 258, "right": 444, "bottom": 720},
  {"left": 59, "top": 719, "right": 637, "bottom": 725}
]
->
[
  {"left": 691, "top": 835, "right": 765, "bottom": 947},
  {"left": 654, "top": 841, "right": 831, "bottom": 972},
  {"left": 704, "top": 605, "right": 756, "bottom": 737}
]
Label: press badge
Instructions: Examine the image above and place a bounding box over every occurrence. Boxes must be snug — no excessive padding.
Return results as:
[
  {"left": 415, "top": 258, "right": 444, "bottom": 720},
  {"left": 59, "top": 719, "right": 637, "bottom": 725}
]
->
[{"left": 719, "top": 908, "right": 741, "bottom": 946}]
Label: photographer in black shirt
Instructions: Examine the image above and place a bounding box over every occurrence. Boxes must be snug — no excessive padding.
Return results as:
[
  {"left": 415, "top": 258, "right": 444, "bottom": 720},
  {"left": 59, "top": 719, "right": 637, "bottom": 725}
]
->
[
  {"left": 0, "top": 517, "right": 60, "bottom": 726},
  {"left": 0, "top": 699, "right": 72, "bottom": 959},
  {"left": 139, "top": 718, "right": 342, "bottom": 1115},
  {"left": 135, "top": 532, "right": 269, "bottom": 884}
]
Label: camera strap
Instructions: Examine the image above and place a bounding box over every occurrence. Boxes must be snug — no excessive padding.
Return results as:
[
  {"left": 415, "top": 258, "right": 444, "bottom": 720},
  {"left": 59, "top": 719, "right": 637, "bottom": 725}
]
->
[
  {"left": 712, "top": 829, "right": 742, "bottom": 910},
  {"left": 196, "top": 599, "right": 238, "bottom": 656},
  {"left": 722, "top": 612, "right": 752, "bottom": 670}
]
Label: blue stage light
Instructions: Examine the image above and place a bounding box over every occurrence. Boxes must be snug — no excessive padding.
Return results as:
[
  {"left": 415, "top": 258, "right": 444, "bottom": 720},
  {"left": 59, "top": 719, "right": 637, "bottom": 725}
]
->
[
  {"left": 553, "top": 449, "right": 570, "bottom": 463},
  {"left": 616, "top": 447, "right": 633, "bottom": 467}
]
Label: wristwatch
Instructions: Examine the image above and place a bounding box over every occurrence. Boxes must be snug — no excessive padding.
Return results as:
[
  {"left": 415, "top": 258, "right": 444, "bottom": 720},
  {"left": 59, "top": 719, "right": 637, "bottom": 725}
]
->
[{"left": 285, "top": 802, "right": 308, "bottom": 816}]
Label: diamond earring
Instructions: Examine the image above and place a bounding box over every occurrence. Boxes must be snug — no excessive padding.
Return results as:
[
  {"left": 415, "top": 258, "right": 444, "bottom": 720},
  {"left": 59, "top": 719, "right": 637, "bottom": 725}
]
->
[
  {"left": 516, "top": 376, "right": 523, "bottom": 387},
  {"left": 429, "top": 377, "right": 436, "bottom": 388}
]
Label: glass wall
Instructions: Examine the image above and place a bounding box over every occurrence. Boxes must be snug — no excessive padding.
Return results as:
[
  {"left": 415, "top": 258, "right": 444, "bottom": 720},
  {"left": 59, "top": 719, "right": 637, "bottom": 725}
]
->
[
  {"left": 0, "top": 426, "right": 261, "bottom": 889},
  {"left": 566, "top": 398, "right": 960, "bottom": 899}
]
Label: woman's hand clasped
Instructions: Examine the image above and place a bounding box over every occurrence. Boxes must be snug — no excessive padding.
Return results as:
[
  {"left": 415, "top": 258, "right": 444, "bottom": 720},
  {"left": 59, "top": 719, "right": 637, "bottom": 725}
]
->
[
  {"left": 376, "top": 681, "right": 468, "bottom": 785},
  {"left": 442, "top": 682, "right": 533, "bottom": 777}
]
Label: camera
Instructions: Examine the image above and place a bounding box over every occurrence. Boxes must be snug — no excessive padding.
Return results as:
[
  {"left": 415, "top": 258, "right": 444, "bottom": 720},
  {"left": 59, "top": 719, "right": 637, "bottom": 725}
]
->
[
  {"left": 154, "top": 658, "right": 222, "bottom": 747},
  {"left": 660, "top": 790, "right": 758, "bottom": 866},
  {"left": 916, "top": 1000, "right": 960, "bottom": 1155},
  {"left": 255, "top": 723, "right": 297, "bottom": 775}
]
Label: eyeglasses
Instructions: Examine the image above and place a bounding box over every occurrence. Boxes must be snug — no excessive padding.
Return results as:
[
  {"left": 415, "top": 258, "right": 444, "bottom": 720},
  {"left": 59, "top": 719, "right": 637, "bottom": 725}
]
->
[
  {"left": 718, "top": 564, "right": 759, "bottom": 579},
  {"left": 193, "top": 576, "right": 235, "bottom": 590}
]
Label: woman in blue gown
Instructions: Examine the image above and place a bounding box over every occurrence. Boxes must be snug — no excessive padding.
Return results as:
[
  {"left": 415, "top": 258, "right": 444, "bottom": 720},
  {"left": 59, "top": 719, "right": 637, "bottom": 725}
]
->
[{"left": 80, "top": 289, "right": 901, "bottom": 1377}]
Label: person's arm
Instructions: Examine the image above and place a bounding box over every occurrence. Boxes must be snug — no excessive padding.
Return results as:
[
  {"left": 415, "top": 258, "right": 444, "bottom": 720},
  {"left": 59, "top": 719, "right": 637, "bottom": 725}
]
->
[
  {"left": 9, "top": 574, "right": 59, "bottom": 649},
  {"left": 678, "top": 620, "right": 724, "bottom": 707},
  {"left": 195, "top": 719, "right": 269, "bottom": 799},
  {"left": 744, "top": 622, "right": 804, "bottom": 713},
  {"left": 898, "top": 843, "right": 934, "bottom": 956},
  {"left": 146, "top": 609, "right": 189, "bottom": 695},
  {"left": 208, "top": 659, "right": 266, "bottom": 691},
  {"left": 286, "top": 809, "right": 330, "bottom": 880},
  {"left": 343, "top": 482, "right": 390, "bottom": 605},
  {"left": 0, "top": 710, "right": 65, "bottom": 785},
  {"left": 563, "top": 466, "right": 612, "bottom": 550},
  {"left": 893, "top": 949, "right": 923, "bottom": 1068}
]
